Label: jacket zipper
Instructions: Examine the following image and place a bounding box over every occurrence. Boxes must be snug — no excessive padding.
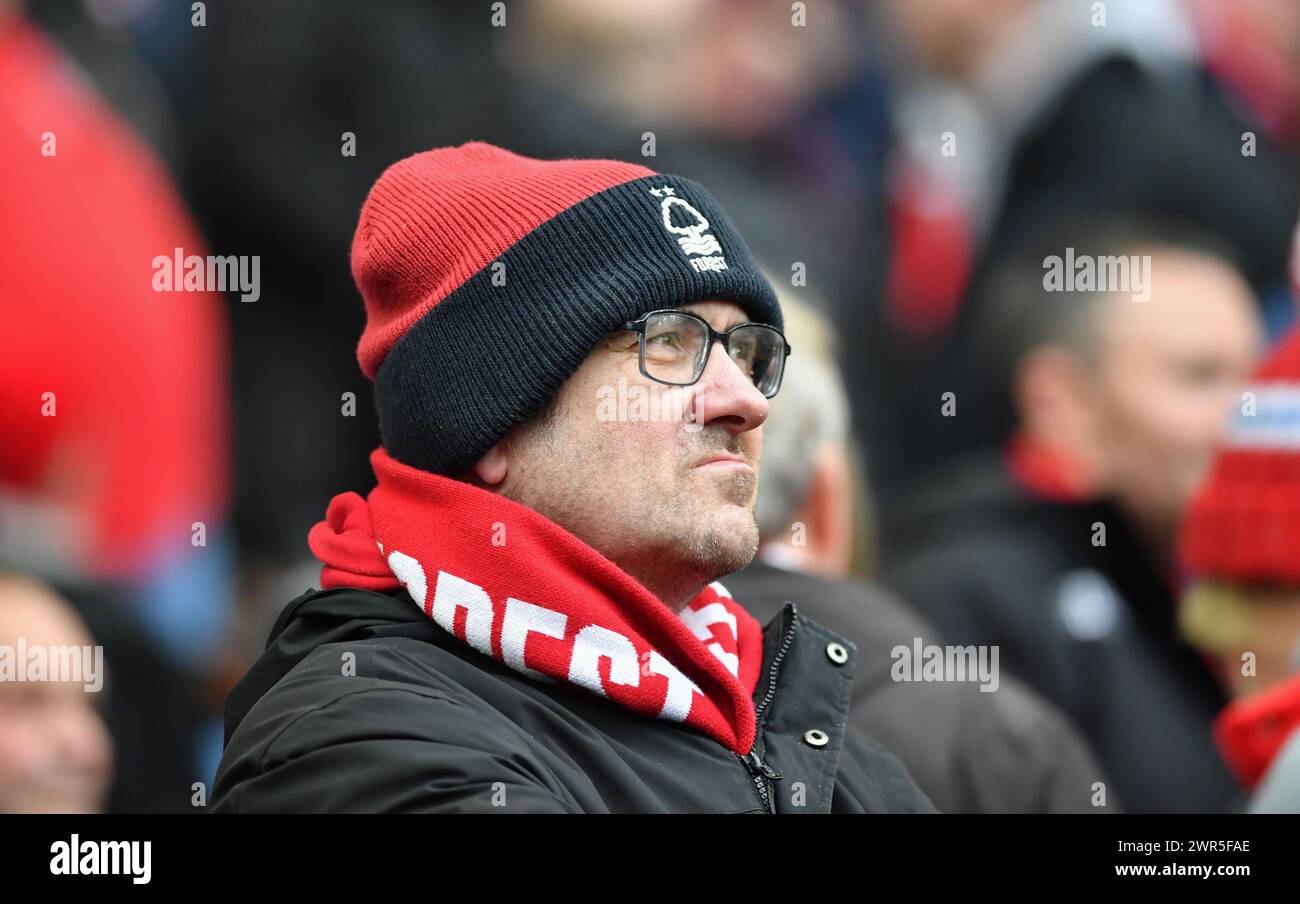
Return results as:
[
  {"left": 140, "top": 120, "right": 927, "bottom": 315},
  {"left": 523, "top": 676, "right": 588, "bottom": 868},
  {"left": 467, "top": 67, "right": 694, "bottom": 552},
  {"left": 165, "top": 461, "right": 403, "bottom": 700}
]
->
[
  {"left": 739, "top": 604, "right": 798, "bottom": 814},
  {"left": 742, "top": 749, "right": 783, "bottom": 813}
]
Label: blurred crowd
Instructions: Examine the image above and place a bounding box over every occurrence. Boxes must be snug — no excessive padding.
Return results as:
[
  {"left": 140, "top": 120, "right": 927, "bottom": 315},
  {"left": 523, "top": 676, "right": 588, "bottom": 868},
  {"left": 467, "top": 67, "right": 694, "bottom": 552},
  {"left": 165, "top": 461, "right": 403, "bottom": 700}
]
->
[{"left": 5, "top": 0, "right": 1300, "bottom": 813}]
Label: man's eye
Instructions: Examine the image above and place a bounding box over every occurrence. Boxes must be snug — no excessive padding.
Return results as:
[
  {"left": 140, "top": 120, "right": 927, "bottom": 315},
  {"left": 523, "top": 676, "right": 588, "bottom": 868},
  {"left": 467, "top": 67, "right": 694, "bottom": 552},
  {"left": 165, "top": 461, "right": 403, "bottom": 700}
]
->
[{"left": 649, "top": 332, "right": 685, "bottom": 349}]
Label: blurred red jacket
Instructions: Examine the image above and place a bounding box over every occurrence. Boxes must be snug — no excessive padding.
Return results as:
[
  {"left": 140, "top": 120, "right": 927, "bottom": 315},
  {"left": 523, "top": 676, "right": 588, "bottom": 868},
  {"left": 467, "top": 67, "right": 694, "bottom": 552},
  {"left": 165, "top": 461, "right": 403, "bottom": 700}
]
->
[{"left": 0, "top": 15, "right": 229, "bottom": 579}]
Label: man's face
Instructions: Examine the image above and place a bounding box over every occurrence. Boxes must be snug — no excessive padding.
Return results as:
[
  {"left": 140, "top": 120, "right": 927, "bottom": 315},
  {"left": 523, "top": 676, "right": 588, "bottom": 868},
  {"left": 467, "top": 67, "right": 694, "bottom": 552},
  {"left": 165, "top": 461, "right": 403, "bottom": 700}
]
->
[
  {"left": 1086, "top": 249, "right": 1262, "bottom": 553},
  {"left": 0, "top": 582, "right": 112, "bottom": 813},
  {"left": 1183, "top": 583, "right": 1300, "bottom": 699},
  {"left": 500, "top": 300, "right": 770, "bottom": 607}
]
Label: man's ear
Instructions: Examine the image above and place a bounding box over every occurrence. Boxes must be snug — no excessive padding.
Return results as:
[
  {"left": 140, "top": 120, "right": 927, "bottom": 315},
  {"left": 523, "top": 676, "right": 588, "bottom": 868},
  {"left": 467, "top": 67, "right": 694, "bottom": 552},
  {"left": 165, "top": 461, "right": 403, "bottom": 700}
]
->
[
  {"left": 1016, "top": 345, "right": 1086, "bottom": 437},
  {"left": 472, "top": 443, "right": 509, "bottom": 487},
  {"left": 1016, "top": 344, "right": 1105, "bottom": 488}
]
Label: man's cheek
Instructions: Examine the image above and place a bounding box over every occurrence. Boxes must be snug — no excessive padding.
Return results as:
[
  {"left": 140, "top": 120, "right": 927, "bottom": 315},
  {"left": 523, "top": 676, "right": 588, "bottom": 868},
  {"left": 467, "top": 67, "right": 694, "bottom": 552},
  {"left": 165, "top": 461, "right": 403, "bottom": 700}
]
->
[
  {"left": 1174, "top": 451, "right": 1213, "bottom": 502},
  {"left": 0, "top": 727, "right": 42, "bottom": 781},
  {"left": 746, "top": 428, "right": 762, "bottom": 471},
  {"left": 605, "top": 418, "right": 675, "bottom": 465}
]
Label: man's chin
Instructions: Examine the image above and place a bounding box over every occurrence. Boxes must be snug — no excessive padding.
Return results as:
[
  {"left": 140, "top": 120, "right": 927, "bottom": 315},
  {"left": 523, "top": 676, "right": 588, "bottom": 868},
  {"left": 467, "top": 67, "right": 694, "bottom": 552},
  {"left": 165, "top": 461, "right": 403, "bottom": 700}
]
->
[{"left": 695, "top": 505, "right": 760, "bottom": 576}]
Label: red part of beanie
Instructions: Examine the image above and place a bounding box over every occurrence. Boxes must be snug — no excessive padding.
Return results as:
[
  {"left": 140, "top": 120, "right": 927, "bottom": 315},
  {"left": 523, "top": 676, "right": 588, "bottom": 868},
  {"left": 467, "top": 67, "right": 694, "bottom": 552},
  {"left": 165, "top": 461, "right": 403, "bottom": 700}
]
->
[
  {"left": 1180, "top": 328, "right": 1300, "bottom": 584},
  {"left": 351, "top": 142, "right": 655, "bottom": 379}
]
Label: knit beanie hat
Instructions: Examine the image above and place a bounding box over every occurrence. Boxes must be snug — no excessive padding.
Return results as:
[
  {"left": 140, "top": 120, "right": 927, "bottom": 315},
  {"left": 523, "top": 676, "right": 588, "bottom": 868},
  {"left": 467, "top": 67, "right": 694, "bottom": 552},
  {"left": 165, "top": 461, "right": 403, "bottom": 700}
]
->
[
  {"left": 1180, "top": 328, "right": 1300, "bottom": 584},
  {"left": 350, "top": 141, "right": 782, "bottom": 476}
]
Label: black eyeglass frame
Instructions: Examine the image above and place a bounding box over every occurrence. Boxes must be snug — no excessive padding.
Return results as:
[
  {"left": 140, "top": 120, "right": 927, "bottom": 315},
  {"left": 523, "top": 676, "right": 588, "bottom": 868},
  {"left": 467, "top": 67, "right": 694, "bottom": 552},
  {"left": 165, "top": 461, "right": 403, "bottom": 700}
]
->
[{"left": 620, "top": 308, "right": 793, "bottom": 398}]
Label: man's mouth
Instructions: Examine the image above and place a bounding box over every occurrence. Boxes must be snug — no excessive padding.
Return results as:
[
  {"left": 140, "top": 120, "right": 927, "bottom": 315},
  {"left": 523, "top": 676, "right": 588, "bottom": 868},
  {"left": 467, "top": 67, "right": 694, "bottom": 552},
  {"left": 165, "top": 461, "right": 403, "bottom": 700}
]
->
[{"left": 692, "top": 453, "right": 751, "bottom": 472}]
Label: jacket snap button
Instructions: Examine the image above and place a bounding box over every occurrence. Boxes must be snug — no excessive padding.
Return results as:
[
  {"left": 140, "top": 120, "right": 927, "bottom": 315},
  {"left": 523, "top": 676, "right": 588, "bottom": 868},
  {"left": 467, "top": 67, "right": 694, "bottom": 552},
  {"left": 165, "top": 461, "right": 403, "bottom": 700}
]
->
[
  {"left": 804, "top": 729, "right": 830, "bottom": 748},
  {"left": 825, "top": 642, "right": 848, "bottom": 665}
]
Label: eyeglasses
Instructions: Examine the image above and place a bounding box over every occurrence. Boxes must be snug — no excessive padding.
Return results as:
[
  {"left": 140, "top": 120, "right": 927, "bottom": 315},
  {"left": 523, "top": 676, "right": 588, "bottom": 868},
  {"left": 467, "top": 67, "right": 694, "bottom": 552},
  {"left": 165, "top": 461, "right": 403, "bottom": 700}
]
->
[{"left": 620, "top": 309, "right": 792, "bottom": 398}]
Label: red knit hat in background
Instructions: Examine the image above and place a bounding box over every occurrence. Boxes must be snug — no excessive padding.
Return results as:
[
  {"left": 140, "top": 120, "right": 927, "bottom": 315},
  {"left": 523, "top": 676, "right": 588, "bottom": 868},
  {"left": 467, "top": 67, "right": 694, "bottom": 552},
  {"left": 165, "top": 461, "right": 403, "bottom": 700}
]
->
[
  {"left": 1179, "top": 327, "right": 1300, "bottom": 789},
  {"left": 1180, "top": 327, "right": 1300, "bottom": 584},
  {"left": 350, "top": 141, "right": 781, "bottom": 477}
]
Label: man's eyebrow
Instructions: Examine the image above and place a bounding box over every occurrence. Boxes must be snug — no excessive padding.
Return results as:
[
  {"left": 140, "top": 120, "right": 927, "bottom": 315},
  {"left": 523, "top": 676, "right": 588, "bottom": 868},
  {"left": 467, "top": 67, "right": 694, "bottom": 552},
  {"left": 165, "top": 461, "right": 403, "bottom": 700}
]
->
[{"left": 668, "top": 305, "right": 750, "bottom": 329}]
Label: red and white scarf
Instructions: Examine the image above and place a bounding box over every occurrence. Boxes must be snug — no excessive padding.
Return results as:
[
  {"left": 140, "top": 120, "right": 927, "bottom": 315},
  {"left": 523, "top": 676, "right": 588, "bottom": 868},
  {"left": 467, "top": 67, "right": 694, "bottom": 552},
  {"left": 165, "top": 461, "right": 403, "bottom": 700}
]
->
[{"left": 308, "top": 448, "right": 763, "bottom": 755}]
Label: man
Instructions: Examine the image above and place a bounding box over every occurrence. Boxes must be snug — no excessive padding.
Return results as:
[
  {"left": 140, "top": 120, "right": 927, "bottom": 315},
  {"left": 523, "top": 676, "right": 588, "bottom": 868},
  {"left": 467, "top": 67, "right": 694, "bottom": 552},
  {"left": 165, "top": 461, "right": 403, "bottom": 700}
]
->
[
  {"left": 726, "top": 298, "right": 1114, "bottom": 813},
  {"left": 882, "top": 221, "right": 1262, "bottom": 812},
  {"left": 0, "top": 572, "right": 112, "bottom": 813},
  {"left": 1179, "top": 327, "right": 1300, "bottom": 811},
  {"left": 212, "top": 142, "right": 933, "bottom": 813},
  {"left": 856, "top": 0, "right": 1297, "bottom": 493}
]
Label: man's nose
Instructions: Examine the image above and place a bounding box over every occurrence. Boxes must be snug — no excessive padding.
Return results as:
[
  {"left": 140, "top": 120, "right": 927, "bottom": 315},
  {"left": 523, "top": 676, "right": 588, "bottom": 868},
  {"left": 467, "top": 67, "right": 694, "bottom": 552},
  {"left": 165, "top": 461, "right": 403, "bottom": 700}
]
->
[{"left": 690, "top": 341, "right": 769, "bottom": 434}]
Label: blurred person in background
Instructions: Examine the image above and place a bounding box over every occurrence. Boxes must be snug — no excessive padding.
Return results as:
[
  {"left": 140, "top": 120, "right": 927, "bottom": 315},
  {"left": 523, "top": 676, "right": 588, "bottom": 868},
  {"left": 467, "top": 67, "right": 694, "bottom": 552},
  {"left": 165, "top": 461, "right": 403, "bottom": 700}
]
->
[
  {"left": 725, "top": 294, "right": 1114, "bottom": 812},
  {"left": 502, "top": 0, "right": 890, "bottom": 342},
  {"left": 1179, "top": 328, "right": 1300, "bottom": 811},
  {"left": 0, "top": 572, "right": 112, "bottom": 813},
  {"left": 882, "top": 220, "right": 1263, "bottom": 812},
  {"left": 857, "top": 0, "right": 1298, "bottom": 501},
  {"left": 0, "top": 2, "right": 231, "bottom": 808},
  {"left": 1183, "top": 0, "right": 1300, "bottom": 155}
]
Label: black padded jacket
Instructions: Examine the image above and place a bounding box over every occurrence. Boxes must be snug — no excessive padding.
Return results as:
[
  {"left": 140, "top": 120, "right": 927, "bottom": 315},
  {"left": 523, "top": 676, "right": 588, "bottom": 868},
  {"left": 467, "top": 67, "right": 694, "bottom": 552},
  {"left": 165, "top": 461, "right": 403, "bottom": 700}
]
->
[{"left": 211, "top": 586, "right": 936, "bottom": 814}]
